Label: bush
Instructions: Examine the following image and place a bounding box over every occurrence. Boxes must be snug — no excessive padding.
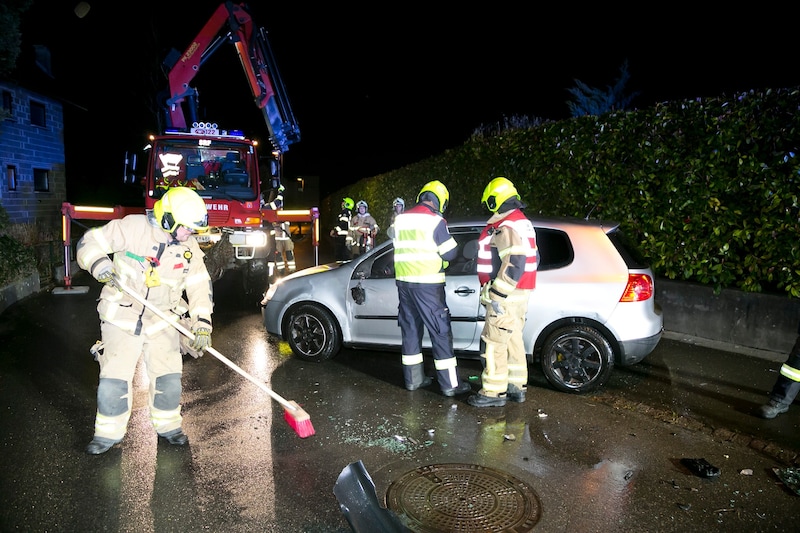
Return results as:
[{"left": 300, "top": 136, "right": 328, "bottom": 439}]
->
[
  {"left": 328, "top": 88, "right": 800, "bottom": 297},
  {"left": 0, "top": 234, "right": 37, "bottom": 286},
  {"left": 0, "top": 205, "right": 48, "bottom": 286}
]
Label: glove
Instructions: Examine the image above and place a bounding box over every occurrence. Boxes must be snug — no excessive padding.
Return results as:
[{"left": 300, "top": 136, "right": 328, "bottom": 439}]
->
[
  {"left": 191, "top": 327, "right": 212, "bottom": 352},
  {"left": 96, "top": 267, "right": 119, "bottom": 290},
  {"left": 491, "top": 300, "right": 504, "bottom": 315},
  {"left": 480, "top": 283, "right": 492, "bottom": 306}
]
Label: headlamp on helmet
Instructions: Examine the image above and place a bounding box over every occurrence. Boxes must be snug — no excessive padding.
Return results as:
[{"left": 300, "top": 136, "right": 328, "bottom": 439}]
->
[
  {"left": 481, "top": 177, "right": 520, "bottom": 213},
  {"left": 416, "top": 180, "right": 449, "bottom": 214},
  {"left": 153, "top": 187, "right": 209, "bottom": 234}
]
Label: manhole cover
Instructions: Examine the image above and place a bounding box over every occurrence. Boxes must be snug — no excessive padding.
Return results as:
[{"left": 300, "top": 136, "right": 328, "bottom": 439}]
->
[{"left": 386, "top": 463, "right": 541, "bottom": 532}]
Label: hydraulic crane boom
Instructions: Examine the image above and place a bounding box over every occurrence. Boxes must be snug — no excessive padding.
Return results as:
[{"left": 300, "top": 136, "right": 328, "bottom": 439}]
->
[{"left": 163, "top": 1, "right": 300, "bottom": 154}]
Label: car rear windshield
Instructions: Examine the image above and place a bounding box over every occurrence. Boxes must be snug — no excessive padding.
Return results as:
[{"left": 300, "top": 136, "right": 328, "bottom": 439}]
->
[{"left": 607, "top": 228, "right": 650, "bottom": 269}]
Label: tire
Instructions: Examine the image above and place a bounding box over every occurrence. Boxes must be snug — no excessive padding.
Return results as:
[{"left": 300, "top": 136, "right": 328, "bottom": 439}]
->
[
  {"left": 242, "top": 260, "right": 269, "bottom": 304},
  {"left": 540, "top": 324, "right": 614, "bottom": 394},
  {"left": 286, "top": 304, "right": 341, "bottom": 362}
]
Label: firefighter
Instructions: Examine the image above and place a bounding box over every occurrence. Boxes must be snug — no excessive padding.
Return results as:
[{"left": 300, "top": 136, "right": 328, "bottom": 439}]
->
[
  {"left": 468, "top": 177, "right": 538, "bottom": 408},
  {"left": 391, "top": 197, "right": 405, "bottom": 222},
  {"left": 387, "top": 197, "right": 405, "bottom": 238},
  {"left": 77, "top": 187, "right": 214, "bottom": 454},
  {"left": 271, "top": 220, "right": 296, "bottom": 273},
  {"left": 755, "top": 321, "right": 800, "bottom": 418},
  {"left": 263, "top": 184, "right": 285, "bottom": 210},
  {"left": 392, "top": 180, "right": 471, "bottom": 396},
  {"left": 330, "top": 197, "right": 354, "bottom": 261},
  {"left": 350, "top": 200, "right": 379, "bottom": 256}
]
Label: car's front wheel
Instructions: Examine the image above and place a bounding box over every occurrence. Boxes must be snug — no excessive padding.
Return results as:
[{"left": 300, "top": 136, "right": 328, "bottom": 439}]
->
[
  {"left": 540, "top": 325, "right": 614, "bottom": 394},
  {"left": 286, "top": 304, "right": 341, "bottom": 362}
]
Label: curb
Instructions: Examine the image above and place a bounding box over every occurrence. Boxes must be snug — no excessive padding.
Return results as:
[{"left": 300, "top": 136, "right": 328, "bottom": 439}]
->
[{"left": 0, "top": 271, "right": 40, "bottom": 315}]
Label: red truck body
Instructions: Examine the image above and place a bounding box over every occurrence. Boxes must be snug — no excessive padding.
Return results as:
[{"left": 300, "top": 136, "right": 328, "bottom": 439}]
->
[{"left": 60, "top": 2, "right": 316, "bottom": 298}]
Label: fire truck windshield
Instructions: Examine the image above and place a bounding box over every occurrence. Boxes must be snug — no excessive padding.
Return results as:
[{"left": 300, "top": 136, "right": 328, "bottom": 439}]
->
[{"left": 151, "top": 140, "right": 258, "bottom": 202}]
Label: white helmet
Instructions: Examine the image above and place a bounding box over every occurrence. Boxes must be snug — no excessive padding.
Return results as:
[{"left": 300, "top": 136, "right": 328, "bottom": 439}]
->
[
  {"left": 393, "top": 197, "right": 405, "bottom": 208},
  {"left": 356, "top": 200, "right": 368, "bottom": 210}
]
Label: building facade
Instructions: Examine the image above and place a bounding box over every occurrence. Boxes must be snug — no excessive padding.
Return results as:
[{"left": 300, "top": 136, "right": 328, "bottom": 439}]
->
[{"left": 0, "top": 81, "right": 66, "bottom": 231}]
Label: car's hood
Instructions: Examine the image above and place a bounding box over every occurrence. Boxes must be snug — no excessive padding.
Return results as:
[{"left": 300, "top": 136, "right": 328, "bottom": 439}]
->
[{"left": 285, "top": 261, "right": 349, "bottom": 279}]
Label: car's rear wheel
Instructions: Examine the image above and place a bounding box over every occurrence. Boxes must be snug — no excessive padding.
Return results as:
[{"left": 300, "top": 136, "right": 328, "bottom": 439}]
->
[
  {"left": 286, "top": 304, "right": 341, "bottom": 362},
  {"left": 540, "top": 325, "right": 614, "bottom": 394}
]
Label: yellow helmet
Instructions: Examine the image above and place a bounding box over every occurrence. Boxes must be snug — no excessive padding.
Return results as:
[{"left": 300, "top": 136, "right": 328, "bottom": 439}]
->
[
  {"left": 153, "top": 187, "right": 209, "bottom": 233},
  {"left": 481, "top": 177, "right": 520, "bottom": 213},
  {"left": 342, "top": 197, "right": 355, "bottom": 210},
  {"left": 416, "top": 180, "right": 449, "bottom": 214}
]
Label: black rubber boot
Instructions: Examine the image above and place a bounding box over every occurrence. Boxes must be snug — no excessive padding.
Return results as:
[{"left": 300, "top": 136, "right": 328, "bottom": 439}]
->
[
  {"left": 159, "top": 428, "right": 189, "bottom": 446},
  {"left": 406, "top": 376, "right": 433, "bottom": 391},
  {"left": 441, "top": 381, "right": 471, "bottom": 397},
  {"left": 85, "top": 436, "right": 121, "bottom": 455},
  {"left": 404, "top": 364, "right": 431, "bottom": 391},
  {"left": 506, "top": 384, "right": 527, "bottom": 403},
  {"left": 467, "top": 393, "right": 507, "bottom": 407}
]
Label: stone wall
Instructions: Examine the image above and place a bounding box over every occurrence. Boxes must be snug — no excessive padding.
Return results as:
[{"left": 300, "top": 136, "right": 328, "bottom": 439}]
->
[{"left": 656, "top": 278, "right": 800, "bottom": 361}]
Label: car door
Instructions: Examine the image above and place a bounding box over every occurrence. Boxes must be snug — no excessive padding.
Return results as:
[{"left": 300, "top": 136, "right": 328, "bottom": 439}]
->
[
  {"left": 346, "top": 233, "right": 481, "bottom": 350},
  {"left": 346, "top": 245, "right": 402, "bottom": 345},
  {"left": 443, "top": 230, "right": 482, "bottom": 351}
]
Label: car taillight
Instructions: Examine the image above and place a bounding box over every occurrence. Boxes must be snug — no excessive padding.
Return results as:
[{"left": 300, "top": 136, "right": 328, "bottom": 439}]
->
[{"left": 620, "top": 273, "right": 653, "bottom": 302}]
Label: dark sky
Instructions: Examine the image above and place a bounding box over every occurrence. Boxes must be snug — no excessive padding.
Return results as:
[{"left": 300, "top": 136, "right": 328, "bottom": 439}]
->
[{"left": 18, "top": 1, "right": 800, "bottom": 200}]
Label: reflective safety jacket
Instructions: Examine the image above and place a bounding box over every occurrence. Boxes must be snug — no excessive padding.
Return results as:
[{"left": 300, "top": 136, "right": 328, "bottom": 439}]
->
[
  {"left": 393, "top": 203, "right": 458, "bottom": 284},
  {"left": 477, "top": 208, "right": 537, "bottom": 299},
  {"left": 333, "top": 208, "right": 352, "bottom": 238},
  {"left": 76, "top": 213, "right": 214, "bottom": 337}
]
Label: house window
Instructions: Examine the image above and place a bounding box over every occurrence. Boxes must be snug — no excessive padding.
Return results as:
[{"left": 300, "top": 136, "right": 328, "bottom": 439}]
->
[
  {"left": 30, "top": 100, "right": 46, "bottom": 127},
  {"left": 6, "top": 165, "right": 16, "bottom": 191},
  {"left": 34, "top": 168, "right": 49, "bottom": 192},
  {"left": 2, "top": 90, "right": 12, "bottom": 118}
]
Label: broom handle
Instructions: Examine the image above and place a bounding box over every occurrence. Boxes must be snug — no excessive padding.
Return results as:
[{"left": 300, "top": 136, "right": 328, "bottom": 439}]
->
[{"left": 111, "top": 275, "right": 296, "bottom": 411}]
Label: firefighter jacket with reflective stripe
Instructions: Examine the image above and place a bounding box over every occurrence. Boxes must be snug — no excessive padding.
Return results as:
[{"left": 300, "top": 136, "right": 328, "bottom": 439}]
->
[
  {"left": 77, "top": 213, "right": 214, "bottom": 336},
  {"left": 272, "top": 221, "right": 292, "bottom": 241},
  {"left": 334, "top": 208, "right": 352, "bottom": 237},
  {"left": 477, "top": 209, "right": 537, "bottom": 298},
  {"left": 350, "top": 212, "right": 380, "bottom": 241},
  {"left": 393, "top": 203, "right": 458, "bottom": 284}
]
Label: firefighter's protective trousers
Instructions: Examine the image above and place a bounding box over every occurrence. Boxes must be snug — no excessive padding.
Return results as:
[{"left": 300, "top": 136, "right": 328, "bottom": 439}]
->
[
  {"left": 479, "top": 292, "right": 531, "bottom": 397},
  {"left": 95, "top": 321, "right": 184, "bottom": 441},
  {"left": 397, "top": 282, "right": 460, "bottom": 390}
]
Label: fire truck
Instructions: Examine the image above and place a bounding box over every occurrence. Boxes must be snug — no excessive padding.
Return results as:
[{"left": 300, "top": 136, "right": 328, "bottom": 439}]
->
[{"left": 60, "top": 2, "right": 318, "bottom": 299}]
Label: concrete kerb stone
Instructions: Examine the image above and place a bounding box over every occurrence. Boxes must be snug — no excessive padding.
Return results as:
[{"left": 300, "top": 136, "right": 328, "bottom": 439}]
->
[
  {"left": 656, "top": 278, "right": 799, "bottom": 363},
  {"left": 0, "top": 271, "right": 40, "bottom": 315}
]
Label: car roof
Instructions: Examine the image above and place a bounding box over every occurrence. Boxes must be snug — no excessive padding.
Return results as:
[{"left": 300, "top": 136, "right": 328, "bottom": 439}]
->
[{"left": 447, "top": 215, "right": 621, "bottom": 233}]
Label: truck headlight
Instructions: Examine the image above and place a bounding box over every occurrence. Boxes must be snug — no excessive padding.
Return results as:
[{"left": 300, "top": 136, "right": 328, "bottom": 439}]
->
[{"left": 229, "top": 230, "right": 267, "bottom": 247}]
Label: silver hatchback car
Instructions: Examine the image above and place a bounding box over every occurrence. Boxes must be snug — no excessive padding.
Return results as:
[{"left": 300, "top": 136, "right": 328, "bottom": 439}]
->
[{"left": 262, "top": 216, "right": 663, "bottom": 393}]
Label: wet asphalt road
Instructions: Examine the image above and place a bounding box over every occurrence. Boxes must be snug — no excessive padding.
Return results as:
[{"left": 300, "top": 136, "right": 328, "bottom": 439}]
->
[{"left": 1, "top": 240, "right": 799, "bottom": 532}]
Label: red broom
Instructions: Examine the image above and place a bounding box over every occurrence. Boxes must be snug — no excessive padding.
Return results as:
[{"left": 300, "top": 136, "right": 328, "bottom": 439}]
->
[
  {"left": 113, "top": 276, "right": 315, "bottom": 438},
  {"left": 204, "top": 346, "right": 315, "bottom": 438}
]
